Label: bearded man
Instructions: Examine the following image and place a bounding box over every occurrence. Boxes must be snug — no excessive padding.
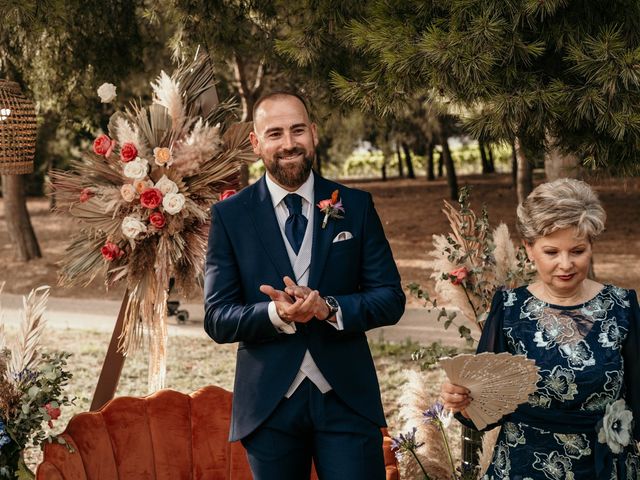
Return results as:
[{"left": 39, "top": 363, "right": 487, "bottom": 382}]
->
[{"left": 204, "top": 92, "right": 405, "bottom": 479}]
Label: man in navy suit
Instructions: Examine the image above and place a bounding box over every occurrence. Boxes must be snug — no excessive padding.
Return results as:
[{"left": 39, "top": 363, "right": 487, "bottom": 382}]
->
[{"left": 204, "top": 92, "right": 405, "bottom": 479}]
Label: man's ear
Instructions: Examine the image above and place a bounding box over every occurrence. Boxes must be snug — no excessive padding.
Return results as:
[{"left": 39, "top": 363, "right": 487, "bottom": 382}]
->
[
  {"left": 249, "top": 131, "right": 260, "bottom": 155},
  {"left": 311, "top": 123, "right": 319, "bottom": 147}
]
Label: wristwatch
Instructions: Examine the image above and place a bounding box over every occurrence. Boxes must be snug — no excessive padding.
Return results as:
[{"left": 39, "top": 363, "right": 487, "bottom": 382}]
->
[{"left": 319, "top": 296, "right": 339, "bottom": 321}]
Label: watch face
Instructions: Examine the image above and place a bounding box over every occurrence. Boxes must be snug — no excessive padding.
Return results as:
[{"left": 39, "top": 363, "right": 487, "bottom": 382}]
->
[{"left": 325, "top": 296, "right": 339, "bottom": 311}]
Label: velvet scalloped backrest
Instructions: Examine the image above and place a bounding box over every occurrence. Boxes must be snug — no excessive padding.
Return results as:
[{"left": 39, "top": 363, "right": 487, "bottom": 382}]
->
[
  {"left": 36, "top": 386, "right": 400, "bottom": 480},
  {"left": 36, "top": 386, "right": 253, "bottom": 480}
]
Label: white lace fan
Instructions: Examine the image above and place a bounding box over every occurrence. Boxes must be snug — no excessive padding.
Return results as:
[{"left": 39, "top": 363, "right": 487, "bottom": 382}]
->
[{"left": 439, "top": 352, "right": 540, "bottom": 430}]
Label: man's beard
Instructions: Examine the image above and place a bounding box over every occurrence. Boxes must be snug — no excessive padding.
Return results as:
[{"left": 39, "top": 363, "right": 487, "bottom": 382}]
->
[{"left": 266, "top": 147, "right": 314, "bottom": 188}]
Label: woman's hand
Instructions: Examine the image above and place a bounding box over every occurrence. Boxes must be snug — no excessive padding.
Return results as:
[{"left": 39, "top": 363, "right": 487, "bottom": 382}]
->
[{"left": 441, "top": 382, "right": 472, "bottom": 416}]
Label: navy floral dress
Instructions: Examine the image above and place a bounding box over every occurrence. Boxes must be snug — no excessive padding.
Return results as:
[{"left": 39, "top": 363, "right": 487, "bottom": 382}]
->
[{"left": 462, "top": 285, "right": 640, "bottom": 480}]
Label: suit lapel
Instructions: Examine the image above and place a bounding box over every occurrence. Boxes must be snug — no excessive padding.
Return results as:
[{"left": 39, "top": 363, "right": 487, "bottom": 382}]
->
[
  {"left": 308, "top": 175, "right": 336, "bottom": 289},
  {"left": 245, "top": 177, "right": 295, "bottom": 281}
]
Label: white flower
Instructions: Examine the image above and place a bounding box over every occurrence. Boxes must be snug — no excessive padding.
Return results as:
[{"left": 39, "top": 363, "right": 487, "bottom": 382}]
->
[
  {"left": 97, "top": 83, "right": 117, "bottom": 103},
  {"left": 154, "top": 175, "right": 179, "bottom": 195},
  {"left": 120, "top": 184, "right": 136, "bottom": 202},
  {"left": 597, "top": 399, "right": 633, "bottom": 454},
  {"left": 162, "top": 192, "right": 186, "bottom": 215},
  {"left": 121, "top": 216, "right": 147, "bottom": 239},
  {"left": 123, "top": 157, "right": 149, "bottom": 180}
]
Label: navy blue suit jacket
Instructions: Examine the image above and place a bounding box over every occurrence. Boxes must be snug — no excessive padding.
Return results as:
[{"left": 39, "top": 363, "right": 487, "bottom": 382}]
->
[{"left": 204, "top": 174, "right": 405, "bottom": 441}]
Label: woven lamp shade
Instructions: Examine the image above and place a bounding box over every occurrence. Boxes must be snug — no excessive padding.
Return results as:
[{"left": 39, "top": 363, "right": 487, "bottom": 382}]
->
[{"left": 0, "top": 79, "right": 37, "bottom": 175}]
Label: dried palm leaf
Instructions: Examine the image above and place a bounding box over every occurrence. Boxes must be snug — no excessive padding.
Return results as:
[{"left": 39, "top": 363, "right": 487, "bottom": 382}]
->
[{"left": 8, "top": 286, "right": 50, "bottom": 379}]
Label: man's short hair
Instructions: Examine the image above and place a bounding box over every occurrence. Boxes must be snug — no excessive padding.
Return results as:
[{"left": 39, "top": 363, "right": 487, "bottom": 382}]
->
[{"left": 252, "top": 91, "right": 311, "bottom": 122}]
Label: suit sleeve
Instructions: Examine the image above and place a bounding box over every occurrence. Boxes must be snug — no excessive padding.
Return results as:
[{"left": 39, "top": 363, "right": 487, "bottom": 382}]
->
[
  {"left": 623, "top": 289, "right": 640, "bottom": 441},
  {"left": 203, "top": 204, "right": 280, "bottom": 344},
  {"left": 332, "top": 193, "right": 406, "bottom": 332}
]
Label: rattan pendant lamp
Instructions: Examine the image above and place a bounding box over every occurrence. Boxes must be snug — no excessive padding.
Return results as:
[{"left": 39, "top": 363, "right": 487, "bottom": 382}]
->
[{"left": 0, "top": 79, "right": 36, "bottom": 174}]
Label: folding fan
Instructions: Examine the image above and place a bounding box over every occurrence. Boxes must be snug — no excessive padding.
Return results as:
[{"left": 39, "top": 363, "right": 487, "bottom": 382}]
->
[{"left": 439, "top": 352, "right": 540, "bottom": 429}]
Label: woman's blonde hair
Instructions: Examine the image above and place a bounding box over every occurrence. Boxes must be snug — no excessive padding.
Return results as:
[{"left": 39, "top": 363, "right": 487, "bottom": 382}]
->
[{"left": 516, "top": 178, "right": 606, "bottom": 244}]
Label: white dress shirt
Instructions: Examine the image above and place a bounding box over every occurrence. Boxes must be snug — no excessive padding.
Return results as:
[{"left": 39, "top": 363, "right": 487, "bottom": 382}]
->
[{"left": 264, "top": 172, "right": 343, "bottom": 397}]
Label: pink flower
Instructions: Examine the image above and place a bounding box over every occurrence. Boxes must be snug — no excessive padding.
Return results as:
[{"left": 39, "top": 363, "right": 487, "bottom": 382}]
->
[
  {"left": 119, "top": 142, "right": 138, "bottom": 163},
  {"left": 101, "top": 241, "right": 125, "bottom": 262},
  {"left": 149, "top": 211, "right": 166, "bottom": 229},
  {"left": 93, "top": 134, "right": 115, "bottom": 157},
  {"left": 317, "top": 199, "right": 332, "bottom": 210},
  {"left": 45, "top": 403, "right": 61, "bottom": 428},
  {"left": 450, "top": 267, "right": 469, "bottom": 286},
  {"left": 140, "top": 188, "right": 163, "bottom": 209},
  {"left": 79, "top": 188, "right": 94, "bottom": 203},
  {"left": 220, "top": 189, "right": 236, "bottom": 200}
]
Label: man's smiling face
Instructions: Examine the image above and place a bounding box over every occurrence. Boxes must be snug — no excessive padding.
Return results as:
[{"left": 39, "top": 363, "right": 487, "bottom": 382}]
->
[{"left": 250, "top": 95, "right": 318, "bottom": 190}]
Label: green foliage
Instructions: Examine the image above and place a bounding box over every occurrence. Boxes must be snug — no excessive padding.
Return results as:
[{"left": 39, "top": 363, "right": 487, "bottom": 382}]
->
[{"left": 335, "top": 0, "right": 640, "bottom": 175}]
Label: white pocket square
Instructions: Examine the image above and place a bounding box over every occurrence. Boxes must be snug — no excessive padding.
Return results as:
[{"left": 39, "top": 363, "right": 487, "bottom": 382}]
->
[{"left": 332, "top": 231, "right": 353, "bottom": 243}]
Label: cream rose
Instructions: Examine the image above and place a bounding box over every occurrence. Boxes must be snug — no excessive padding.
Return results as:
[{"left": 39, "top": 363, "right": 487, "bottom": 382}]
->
[
  {"left": 121, "top": 216, "right": 147, "bottom": 239},
  {"left": 123, "top": 157, "right": 149, "bottom": 180},
  {"left": 597, "top": 399, "right": 633, "bottom": 454},
  {"left": 97, "top": 83, "right": 117, "bottom": 103},
  {"left": 162, "top": 192, "right": 186, "bottom": 215},
  {"left": 155, "top": 175, "right": 179, "bottom": 195},
  {"left": 120, "top": 184, "right": 137, "bottom": 202},
  {"left": 153, "top": 147, "right": 173, "bottom": 167}
]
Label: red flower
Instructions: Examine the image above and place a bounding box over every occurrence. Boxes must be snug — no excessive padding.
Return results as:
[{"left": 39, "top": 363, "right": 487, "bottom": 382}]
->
[
  {"left": 101, "top": 241, "right": 125, "bottom": 261},
  {"left": 140, "top": 188, "right": 163, "bottom": 209},
  {"left": 45, "top": 403, "right": 61, "bottom": 428},
  {"left": 220, "top": 189, "right": 236, "bottom": 200},
  {"left": 93, "top": 134, "right": 115, "bottom": 157},
  {"left": 79, "top": 188, "right": 94, "bottom": 203},
  {"left": 450, "top": 267, "right": 469, "bottom": 286},
  {"left": 149, "top": 211, "right": 166, "bottom": 229},
  {"left": 119, "top": 142, "right": 138, "bottom": 163}
]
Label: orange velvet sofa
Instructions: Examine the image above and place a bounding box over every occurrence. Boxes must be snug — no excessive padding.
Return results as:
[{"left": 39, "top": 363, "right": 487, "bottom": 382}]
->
[{"left": 36, "top": 386, "right": 399, "bottom": 479}]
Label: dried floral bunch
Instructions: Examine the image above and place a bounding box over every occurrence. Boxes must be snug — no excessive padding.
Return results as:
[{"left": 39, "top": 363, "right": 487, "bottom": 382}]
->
[
  {"left": 0, "top": 286, "right": 73, "bottom": 479},
  {"left": 393, "top": 370, "right": 482, "bottom": 480},
  {"left": 50, "top": 53, "right": 255, "bottom": 390},
  {"left": 410, "top": 188, "right": 535, "bottom": 345}
]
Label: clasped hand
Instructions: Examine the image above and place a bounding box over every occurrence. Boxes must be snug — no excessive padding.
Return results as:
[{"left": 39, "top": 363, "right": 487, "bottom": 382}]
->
[{"left": 260, "top": 276, "right": 330, "bottom": 323}]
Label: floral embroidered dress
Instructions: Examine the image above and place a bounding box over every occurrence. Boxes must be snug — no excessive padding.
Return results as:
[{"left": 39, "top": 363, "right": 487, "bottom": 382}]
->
[{"left": 464, "top": 284, "right": 640, "bottom": 480}]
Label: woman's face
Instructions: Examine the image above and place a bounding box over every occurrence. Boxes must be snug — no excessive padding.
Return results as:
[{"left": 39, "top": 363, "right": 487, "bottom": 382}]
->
[{"left": 525, "top": 227, "right": 592, "bottom": 295}]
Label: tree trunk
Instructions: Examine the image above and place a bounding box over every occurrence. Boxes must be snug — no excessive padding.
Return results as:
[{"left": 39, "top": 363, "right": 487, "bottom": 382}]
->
[
  {"left": 544, "top": 132, "right": 582, "bottom": 181},
  {"left": 511, "top": 140, "right": 518, "bottom": 188},
  {"left": 426, "top": 142, "right": 435, "bottom": 181},
  {"left": 437, "top": 149, "right": 444, "bottom": 178},
  {"left": 232, "top": 53, "right": 264, "bottom": 189},
  {"left": 479, "top": 140, "right": 490, "bottom": 174},
  {"left": 1, "top": 174, "right": 41, "bottom": 261},
  {"left": 381, "top": 156, "right": 387, "bottom": 181},
  {"left": 515, "top": 137, "right": 533, "bottom": 204},
  {"left": 395, "top": 144, "right": 404, "bottom": 178},
  {"left": 441, "top": 139, "right": 459, "bottom": 200},
  {"left": 486, "top": 143, "right": 495, "bottom": 173},
  {"left": 401, "top": 142, "right": 416, "bottom": 179}
]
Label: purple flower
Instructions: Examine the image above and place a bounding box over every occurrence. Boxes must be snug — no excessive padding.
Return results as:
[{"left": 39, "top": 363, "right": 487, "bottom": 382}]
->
[
  {"left": 423, "top": 401, "right": 453, "bottom": 428},
  {"left": 390, "top": 427, "right": 424, "bottom": 458}
]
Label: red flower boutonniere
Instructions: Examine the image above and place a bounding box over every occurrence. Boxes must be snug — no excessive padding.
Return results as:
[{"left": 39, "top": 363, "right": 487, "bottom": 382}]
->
[{"left": 317, "top": 189, "right": 345, "bottom": 229}]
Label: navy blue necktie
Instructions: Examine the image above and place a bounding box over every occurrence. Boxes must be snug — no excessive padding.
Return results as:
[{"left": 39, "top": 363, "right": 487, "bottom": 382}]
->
[{"left": 283, "top": 194, "right": 307, "bottom": 255}]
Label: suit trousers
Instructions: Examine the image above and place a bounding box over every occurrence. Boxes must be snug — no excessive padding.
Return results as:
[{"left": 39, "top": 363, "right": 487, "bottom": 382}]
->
[{"left": 240, "top": 378, "right": 385, "bottom": 480}]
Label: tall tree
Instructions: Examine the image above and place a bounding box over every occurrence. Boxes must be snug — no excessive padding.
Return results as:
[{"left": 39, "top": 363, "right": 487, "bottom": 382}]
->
[
  {"left": 327, "top": 0, "right": 640, "bottom": 200},
  {"left": 0, "top": 1, "right": 151, "bottom": 260}
]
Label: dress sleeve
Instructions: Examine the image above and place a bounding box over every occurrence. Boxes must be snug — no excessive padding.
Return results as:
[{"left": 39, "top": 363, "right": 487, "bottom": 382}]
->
[
  {"left": 455, "top": 289, "right": 508, "bottom": 430},
  {"left": 623, "top": 289, "right": 640, "bottom": 441}
]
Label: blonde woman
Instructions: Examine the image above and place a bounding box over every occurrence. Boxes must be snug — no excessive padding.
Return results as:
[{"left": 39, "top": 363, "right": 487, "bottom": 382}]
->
[{"left": 442, "top": 178, "right": 639, "bottom": 479}]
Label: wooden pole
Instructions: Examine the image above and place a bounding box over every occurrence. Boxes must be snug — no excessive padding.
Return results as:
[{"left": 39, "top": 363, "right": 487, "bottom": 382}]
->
[{"left": 90, "top": 292, "right": 128, "bottom": 411}]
